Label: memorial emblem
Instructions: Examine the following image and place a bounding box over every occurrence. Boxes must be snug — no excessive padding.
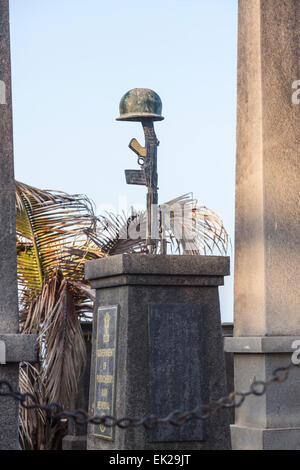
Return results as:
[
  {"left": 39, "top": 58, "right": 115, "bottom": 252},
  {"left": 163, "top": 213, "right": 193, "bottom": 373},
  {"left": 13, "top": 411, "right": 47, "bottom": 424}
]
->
[
  {"left": 117, "top": 88, "right": 166, "bottom": 254},
  {"left": 93, "top": 305, "right": 119, "bottom": 440}
]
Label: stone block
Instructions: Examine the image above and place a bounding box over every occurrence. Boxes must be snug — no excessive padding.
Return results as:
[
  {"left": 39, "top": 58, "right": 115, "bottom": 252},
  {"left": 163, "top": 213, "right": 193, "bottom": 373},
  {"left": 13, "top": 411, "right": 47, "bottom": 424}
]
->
[
  {"left": 0, "top": 334, "right": 38, "bottom": 363},
  {"left": 86, "top": 254, "right": 231, "bottom": 450}
]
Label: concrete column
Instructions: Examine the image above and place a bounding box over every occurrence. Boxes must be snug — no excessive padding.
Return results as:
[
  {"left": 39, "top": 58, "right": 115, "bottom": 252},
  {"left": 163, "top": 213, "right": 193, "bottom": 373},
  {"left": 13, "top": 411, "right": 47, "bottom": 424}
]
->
[
  {"left": 0, "top": 0, "right": 20, "bottom": 450},
  {"left": 225, "top": 0, "right": 300, "bottom": 450},
  {"left": 85, "top": 254, "right": 231, "bottom": 450},
  {"left": 222, "top": 323, "right": 234, "bottom": 424},
  {"left": 0, "top": 0, "right": 37, "bottom": 449}
]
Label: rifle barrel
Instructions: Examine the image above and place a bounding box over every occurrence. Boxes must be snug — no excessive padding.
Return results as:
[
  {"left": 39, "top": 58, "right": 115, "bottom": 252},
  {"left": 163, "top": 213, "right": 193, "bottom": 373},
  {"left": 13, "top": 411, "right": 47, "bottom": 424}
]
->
[{"left": 142, "top": 119, "right": 159, "bottom": 253}]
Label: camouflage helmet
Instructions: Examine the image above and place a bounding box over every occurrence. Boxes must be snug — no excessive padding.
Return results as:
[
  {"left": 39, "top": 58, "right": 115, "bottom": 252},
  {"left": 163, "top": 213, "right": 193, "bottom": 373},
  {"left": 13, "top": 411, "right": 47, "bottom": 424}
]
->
[{"left": 116, "top": 88, "right": 164, "bottom": 122}]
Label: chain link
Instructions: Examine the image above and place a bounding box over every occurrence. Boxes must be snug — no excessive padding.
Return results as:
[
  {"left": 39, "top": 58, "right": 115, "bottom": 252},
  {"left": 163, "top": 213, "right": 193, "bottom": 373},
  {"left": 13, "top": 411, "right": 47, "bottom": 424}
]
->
[{"left": 0, "top": 360, "right": 298, "bottom": 430}]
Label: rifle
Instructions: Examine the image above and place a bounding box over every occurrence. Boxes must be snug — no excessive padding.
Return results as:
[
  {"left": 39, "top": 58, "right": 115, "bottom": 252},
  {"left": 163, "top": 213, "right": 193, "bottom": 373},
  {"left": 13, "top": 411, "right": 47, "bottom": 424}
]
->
[{"left": 125, "top": 119, "right": 165, "bottom": 253}]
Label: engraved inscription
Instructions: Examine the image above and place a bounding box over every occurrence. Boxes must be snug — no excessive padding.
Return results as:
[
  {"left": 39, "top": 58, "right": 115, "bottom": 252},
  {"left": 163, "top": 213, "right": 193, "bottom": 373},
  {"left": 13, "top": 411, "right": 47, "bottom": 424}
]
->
[
  {"left": 148, "top": 304, "right": 205, "bottom": 442},
  {"left": 96, "top": 374, "right": 113, "bottom": 384},
  {"left": 93, "top": 305, "right": 119, "bottom": 440},
  {"left": 97, "top": 348, "right": 114, "bottom": 357},
  {"left": 103, "top": 313, "right": 110, "bottom": 342}
]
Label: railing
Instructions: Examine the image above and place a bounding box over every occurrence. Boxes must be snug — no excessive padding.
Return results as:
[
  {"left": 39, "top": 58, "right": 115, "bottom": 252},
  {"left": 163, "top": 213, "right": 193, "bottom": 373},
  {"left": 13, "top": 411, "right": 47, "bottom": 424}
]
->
[{"left": 0, "top": 359, "right": 297, "bottom": 430}]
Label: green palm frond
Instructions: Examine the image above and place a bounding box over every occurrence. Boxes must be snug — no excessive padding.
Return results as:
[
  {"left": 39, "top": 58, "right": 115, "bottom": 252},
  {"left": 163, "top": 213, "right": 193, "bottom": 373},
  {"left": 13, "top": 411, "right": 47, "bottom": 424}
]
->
[{"left": 16, "top": 180, "right": 100, "bottom": 295}]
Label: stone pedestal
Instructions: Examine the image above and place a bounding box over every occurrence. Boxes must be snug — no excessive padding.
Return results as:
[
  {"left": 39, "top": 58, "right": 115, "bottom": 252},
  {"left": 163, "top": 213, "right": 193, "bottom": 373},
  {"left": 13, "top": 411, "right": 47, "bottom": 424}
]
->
[
  {"left": 226, "top": 0, "right": 300, "bottom": 450},
  {"left": 85, "top": 254, "right": 231, "bottom": 450},
  {"left": 225, "top": 337, "right": 300, "bottom": 450},
  {"left": 222, "top": 323, "right": 234, "bottom": 424}
]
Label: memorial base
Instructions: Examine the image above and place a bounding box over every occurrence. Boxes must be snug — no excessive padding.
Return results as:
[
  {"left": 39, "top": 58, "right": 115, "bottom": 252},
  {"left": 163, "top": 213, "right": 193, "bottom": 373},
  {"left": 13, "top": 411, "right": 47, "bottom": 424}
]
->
[
  {"left": 0, "top": 334, "right": 37, "bottom": 450},
  {"left": 225, "top": 336, "right": 300, "bottom": 450},
  {"left": 85, "top": 254, "right": 231, "bottom": 450},
  {"left": 62, "top": 435, "right": 87, "bottom": 450},
  {"left": 231, "top": 425, "right": 300, "bottom": 451}
]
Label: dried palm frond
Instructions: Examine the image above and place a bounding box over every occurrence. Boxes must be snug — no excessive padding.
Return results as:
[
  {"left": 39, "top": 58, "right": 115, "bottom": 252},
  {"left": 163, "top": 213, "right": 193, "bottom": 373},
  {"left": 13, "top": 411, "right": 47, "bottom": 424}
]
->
[
  {"left": 96, "top": 194, "right": 229, "bottom": 256},
  {"left": 19, "top": 362, "right": 68, "bottom": 450},
  {"left": 19, "top": 363, "right": 48, "bottom": 450},
  {"left": 93, "top": 211, "right": 147, "bottom": 255},
  {"left": 19, "top": 272, "right": 88, "bottom": 449},
  {"left": 38, "top": 271, "right": 86, "bottom": 408},
  {"left": 160, "top": 193, "right": 229, "bottom": 255}
]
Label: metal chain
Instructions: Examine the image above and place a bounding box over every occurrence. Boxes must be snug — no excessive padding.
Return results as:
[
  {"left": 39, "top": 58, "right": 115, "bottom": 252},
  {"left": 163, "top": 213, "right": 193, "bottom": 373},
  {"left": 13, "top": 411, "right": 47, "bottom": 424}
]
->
[{"left": 0, "top": 360, "right": 298, "bottom": 430}]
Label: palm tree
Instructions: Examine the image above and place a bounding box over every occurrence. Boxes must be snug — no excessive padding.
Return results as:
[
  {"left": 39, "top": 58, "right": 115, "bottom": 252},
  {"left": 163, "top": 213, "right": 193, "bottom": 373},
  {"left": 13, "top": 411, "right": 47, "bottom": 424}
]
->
[
  {"left": 16, "top": 182, "right": 229, "bottom": 449},
  {"left": 16, "top": 181, "right": 104, "bottom": 449}
]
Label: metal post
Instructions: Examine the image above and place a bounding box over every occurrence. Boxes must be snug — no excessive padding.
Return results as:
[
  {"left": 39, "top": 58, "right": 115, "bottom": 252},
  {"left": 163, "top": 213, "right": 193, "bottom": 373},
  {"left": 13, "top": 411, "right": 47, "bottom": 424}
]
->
[{"left": 141, "top": 119, "right": 159, "bottom": 253}]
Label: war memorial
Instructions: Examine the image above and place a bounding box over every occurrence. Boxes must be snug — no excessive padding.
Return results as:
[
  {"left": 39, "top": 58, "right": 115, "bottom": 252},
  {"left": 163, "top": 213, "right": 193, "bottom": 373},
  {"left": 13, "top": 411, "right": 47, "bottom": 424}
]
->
[{"left": 0, "top": 0, "right": 300, "bottom": 451}]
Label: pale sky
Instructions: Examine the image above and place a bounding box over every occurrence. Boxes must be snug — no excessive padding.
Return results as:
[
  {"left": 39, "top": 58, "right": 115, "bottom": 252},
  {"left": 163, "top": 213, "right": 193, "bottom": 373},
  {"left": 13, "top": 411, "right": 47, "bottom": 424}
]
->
[{"left": 9, "top": 0, "right": 238, "bottom": 322}]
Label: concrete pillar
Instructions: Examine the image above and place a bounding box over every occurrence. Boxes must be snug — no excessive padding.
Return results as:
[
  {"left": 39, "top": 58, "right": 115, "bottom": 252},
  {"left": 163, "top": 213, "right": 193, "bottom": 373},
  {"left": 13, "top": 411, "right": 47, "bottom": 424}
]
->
[
  {"left": 225, "top": 0, "right": 300, "bottom": 450},
  {"left": 0, "top": 0, "right": 20, "bottom": 450},
  {"left": 0, "top": 0, "right": 37, "bottom": 449},
  {"left": 85, "top": 254, "right": 231, "bottom": 450},
  {"left": 222, "top": 323, "right": 234, "bottom": 424}
]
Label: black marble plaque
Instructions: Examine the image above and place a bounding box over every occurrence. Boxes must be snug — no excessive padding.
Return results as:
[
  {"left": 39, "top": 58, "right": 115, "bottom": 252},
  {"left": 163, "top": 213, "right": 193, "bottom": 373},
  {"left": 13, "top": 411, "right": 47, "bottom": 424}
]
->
[
  {"left": 148, "top": 304, "right": 205, "bottom": 442},
  {"left": 93, "top": 305, "right": 119, "bottom": 440}
]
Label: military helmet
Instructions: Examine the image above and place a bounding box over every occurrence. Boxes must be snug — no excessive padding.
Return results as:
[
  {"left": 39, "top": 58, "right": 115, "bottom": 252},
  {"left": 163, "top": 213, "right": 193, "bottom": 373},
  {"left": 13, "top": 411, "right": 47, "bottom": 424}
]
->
[{"left": 116, "top": 88, "right": 164, "bottom": 121}]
